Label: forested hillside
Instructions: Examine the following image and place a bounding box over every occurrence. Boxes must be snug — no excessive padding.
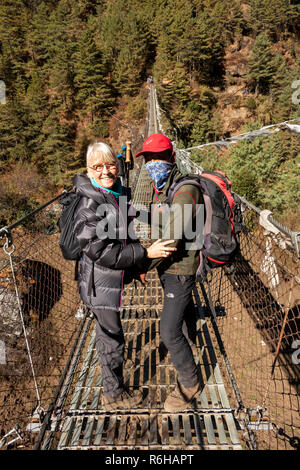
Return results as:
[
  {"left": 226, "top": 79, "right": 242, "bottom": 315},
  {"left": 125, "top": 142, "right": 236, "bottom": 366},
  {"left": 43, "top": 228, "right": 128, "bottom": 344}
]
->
[{"left": 0, "top": 0, "right": 300, "bottom": 228}]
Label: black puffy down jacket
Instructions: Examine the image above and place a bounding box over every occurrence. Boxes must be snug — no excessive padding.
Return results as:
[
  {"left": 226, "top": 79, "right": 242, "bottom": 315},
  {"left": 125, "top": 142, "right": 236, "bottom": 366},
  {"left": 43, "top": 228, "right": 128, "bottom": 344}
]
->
[{"left": 73, "top": 174, "right": 146, "bottom": 311}]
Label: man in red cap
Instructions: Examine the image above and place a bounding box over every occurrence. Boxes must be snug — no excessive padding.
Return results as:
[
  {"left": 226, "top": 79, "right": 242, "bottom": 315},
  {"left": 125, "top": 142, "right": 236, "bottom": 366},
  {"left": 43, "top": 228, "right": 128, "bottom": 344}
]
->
[{"left": 135, "top": 133, "right": 203, "bottom": 412}]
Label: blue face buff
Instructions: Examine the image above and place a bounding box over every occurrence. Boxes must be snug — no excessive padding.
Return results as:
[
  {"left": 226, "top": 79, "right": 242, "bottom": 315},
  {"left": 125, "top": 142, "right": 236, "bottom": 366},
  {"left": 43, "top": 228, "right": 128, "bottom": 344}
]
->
[{"left": 145, "top": 161, "right": 174, "bottom": 190}]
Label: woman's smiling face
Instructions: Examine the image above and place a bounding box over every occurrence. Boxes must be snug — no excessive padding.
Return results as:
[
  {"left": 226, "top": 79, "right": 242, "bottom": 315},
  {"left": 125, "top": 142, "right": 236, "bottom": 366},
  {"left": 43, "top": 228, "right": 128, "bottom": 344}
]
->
[
  {"left": 88, "top": 161, "right": 118, "bottom": 188},
  {"left": 86, "top": 142, "right": 119, "bottom": 189}
]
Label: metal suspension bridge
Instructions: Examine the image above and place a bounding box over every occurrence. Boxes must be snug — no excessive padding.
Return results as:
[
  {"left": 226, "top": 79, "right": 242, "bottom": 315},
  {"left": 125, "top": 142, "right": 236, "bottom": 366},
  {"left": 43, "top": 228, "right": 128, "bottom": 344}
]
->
[{"left": 0, "top": 83, "right": 299, "bottom": 451}]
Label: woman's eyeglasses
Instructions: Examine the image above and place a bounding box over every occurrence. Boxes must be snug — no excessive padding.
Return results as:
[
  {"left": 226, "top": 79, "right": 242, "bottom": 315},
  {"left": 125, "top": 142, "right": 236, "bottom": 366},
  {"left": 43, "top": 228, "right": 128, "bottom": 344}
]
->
[{"left": 89, "top": 163, "right": 117, "bottom": 173}]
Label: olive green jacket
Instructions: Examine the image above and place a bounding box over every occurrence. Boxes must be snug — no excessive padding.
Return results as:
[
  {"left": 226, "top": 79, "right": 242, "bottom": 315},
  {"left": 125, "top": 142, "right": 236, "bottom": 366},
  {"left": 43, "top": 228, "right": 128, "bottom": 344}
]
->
[{"left": 144, "top": 165, "right": 204, "bottom": 275}]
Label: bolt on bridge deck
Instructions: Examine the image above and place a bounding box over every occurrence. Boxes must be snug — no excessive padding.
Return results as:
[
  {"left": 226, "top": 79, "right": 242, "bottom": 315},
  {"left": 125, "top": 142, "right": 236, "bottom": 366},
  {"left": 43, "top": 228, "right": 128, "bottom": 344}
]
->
[{"left": 44, "top": 163, "right": 243, "bottom": 451}]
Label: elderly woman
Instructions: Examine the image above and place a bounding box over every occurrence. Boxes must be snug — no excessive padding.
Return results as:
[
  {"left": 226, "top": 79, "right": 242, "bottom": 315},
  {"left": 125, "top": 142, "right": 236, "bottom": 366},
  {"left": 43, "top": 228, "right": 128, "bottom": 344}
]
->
[{"left": 73, "top": 141, "right": 175, "bottom": 410}]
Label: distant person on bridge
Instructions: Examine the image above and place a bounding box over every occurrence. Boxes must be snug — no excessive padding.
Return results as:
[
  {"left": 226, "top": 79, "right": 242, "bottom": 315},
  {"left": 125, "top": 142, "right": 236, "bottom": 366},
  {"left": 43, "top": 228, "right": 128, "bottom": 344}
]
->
[
  {"left": 72, "top": 141, "right": 176, "bottom": 410},
  {"left": 135, "top": 133, "right": 203, "bottom": 412}
]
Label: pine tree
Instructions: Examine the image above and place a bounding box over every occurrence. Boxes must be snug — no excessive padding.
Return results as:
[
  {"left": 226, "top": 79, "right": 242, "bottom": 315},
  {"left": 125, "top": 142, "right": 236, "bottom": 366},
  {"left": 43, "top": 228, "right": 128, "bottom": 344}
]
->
[
  {"left": 188, "top": 86, "right": 218, "bottom": 145},
  {"left": 271, "top": 57, "right": 300, "bottom": 121},
  {"left": 40, "top": 109, "right": 73, "bottom": 184},
  {"left": 0, "top": 0, "right": 28, "bottom": 79},
  {"left": 248, "top": 0, "right": 299, "bottom": 41},
  {"left": 205, "top": 0, "right": 244, "bottom": 45},
  {"left": 0, "top": 95, "right": 29, "bottom": 166},
  {"left": 24, "top": 68, "right": 49, "bottom": 154},
  {"left": 0, "top": 0, "right": 31, "bottom": 165},
  {"left": 191, "top": 9, "right": 225, "bottom": 84},
  {"left": 73, "top": 16, "right": 114, "bottom": 124},
  {"left": 25, "top": 1, "right": 54, "bottom": 72},
  {"left": 98, "top": 1, "right": 150, "bottom": 97},
  {"left": 70, "top": 0, "right": 105, "bottom": 22},
  {"left": 246, "top": 33, "right": 277, "bottom": 95},
  {"left": 36, "top": 1, "right": 77, "bottom": 180},
  {"left": 113, "top": 11, "right": 150, "bottom": 96}
]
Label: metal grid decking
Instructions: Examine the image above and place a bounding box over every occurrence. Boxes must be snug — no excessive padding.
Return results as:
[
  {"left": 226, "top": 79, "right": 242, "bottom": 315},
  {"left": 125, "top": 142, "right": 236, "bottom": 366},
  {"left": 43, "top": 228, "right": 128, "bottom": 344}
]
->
[{"left": 55, "top": 299, "right": 242, "bottom": 450}]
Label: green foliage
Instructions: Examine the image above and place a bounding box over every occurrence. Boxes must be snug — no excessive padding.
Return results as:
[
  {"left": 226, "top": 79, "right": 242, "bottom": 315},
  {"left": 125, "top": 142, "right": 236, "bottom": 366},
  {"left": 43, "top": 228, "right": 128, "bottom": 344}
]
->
[
  {"left": 247, "top": 0, "right": 300, "bottom": 41},
  {"left": 221, "top": 128, "right": 300, "bottom": 218},
  {"left": 0, "top": 0, "right": 153, "bottom": 188},
  {"left": 125, "top": 92, "right": 148, "bottom": 121},
  {"left": 73, "top": 17, "right": 114, "bottom": 126},
  {"left": 99, "top": 2, "right": 150, "bottom": 96},
  {"left": 270, "top": 57, "right": 300, "bottom": 122},
  {"left": 190, "top": 147, "right": 220, "bottom": 172},
  {"left": 0, "top": 0, "right": 299, "bottom": 231},
  {"left": 246, "top": 33, "right": 278, "bottom": 95},
  {"left": 245, "top": 97, "right": 256, "bottom": 110}
]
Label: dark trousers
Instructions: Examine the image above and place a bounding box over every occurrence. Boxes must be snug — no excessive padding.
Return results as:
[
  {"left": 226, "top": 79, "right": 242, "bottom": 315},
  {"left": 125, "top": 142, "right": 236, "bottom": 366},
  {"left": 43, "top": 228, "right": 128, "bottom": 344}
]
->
[
  {"left": 159, "top": 273, "right": 199, "bottom": 388},
  {"left": 92, "top": 308, "right": 125, "bottom": 398}
]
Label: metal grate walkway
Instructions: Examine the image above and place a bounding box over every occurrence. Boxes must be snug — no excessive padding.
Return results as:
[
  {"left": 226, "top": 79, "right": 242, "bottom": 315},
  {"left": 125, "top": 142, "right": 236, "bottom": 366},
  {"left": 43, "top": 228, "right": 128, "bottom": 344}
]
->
[{"left": 50, "top": 162, "right": 243, "bottom": 451}]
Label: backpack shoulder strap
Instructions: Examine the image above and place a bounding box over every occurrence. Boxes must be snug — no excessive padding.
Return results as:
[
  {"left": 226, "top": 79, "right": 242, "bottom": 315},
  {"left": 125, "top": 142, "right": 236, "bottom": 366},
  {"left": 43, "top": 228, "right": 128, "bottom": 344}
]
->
[
  {"left": 166, "top": 174, "right": 202, "bottom": 205},
  {"left": 122, "top": 185, "right": 132, "bottom": 200}
]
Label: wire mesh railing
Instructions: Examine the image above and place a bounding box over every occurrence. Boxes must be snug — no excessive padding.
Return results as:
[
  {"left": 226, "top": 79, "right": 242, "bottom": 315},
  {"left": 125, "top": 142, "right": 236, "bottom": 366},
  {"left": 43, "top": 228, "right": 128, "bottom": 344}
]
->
[
  {"left": 173, "top": 151, "right": 300, "bottom": 450},
  {"left": 202, "top": 206, "right": 300, "bottom": 450},
  {"left": 0, "top": 201, "right": 83, "bottom": 449}
]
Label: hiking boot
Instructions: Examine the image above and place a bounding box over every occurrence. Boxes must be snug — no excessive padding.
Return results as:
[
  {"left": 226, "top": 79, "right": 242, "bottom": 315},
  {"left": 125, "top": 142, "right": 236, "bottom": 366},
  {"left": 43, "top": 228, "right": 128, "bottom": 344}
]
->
[
  {"left": 102, "top": 389, "right": 143, "bottom": 410},
  {"left": 164, "top": 381, "right": 200, "bottom": 412}
]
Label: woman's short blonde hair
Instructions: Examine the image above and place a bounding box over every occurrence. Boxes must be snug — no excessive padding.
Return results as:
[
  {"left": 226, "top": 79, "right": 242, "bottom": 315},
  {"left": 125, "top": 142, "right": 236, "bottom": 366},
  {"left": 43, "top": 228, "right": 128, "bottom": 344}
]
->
[{"left": 86, "top": 142, "right": 119, "bottom": 170}]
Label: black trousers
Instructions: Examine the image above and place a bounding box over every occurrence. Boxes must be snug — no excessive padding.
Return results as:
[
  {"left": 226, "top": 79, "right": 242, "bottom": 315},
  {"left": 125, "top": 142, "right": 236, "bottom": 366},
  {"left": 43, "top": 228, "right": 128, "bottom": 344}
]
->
[
  {"left": 159, "top": 273, "right": 199, "bottom": 388},
  {"left": 92, "top": 308, "right": 125, "bottom": 398}
]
